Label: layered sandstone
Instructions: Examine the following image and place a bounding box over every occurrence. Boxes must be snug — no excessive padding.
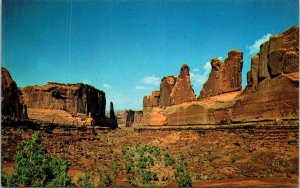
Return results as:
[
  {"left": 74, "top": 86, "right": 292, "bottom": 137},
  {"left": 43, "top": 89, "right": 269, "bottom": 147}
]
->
[
  {"left": 199, "top": 50, "right": 243, "bottom": 98},
  {"left": 232, "top": 26, "right": 299, "bottom": 121},
  {"left": 1, "top": 67, "right": 27, "bottom": 119},
  {"left": 143, "top": 91, "right": 160, "bottom": 107},
  {"left": 140, "top": 26, "right": 299, "bottom": 126},
  {"left": 170, "top": 64, "right": 196, "bottom": 104},
  {"left": 20, "top": 82, "right": 106, "bottom": 126},
  {"left": 159, "top": 76, "right": 176, "bottom": 107}
]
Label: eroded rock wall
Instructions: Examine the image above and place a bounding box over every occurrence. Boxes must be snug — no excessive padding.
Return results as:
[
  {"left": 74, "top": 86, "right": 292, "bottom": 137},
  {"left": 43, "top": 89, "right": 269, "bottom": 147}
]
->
[
  {"left": 141, "top": 26, "right": 299, "bottom": 126},
  {"left": 199, "top": 50, "right": 243, "bottom": 98},
  {"left": 232, "top": 26, "right": 299, "bottom": 122},
  {"left": 20, "top": 82, "right": 106, "bottom": 125},
  {"left": 1, "top": 67, "right": 27, "bottom": 119},
  {"left": 125, "top": 110, "right": 143, "bottom": 126}
]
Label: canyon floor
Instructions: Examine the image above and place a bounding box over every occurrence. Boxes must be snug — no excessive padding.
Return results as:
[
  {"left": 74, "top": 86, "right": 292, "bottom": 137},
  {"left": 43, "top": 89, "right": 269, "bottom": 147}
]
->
[{"left": 2, "top": 120, "right": 298, "bottom": 187}]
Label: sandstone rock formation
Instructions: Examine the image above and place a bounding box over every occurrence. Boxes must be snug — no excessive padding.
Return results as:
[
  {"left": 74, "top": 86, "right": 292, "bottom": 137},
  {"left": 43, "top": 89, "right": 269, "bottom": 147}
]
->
[
  {"left": 20, "top": 82, "right": 106, "bottom": 126},
  {"left": 143, "top": 64, "right": 195, "bottom": 109},
  {"left": 125, "top": 110, "right": 143, "bottom": 127},
  {"left": 140, "top": 26, "right": 298, "bottom": 126},
  {"left": 200, "top": 50, "right": 243, "bottom": 98},
  {"left": 143, "top": 91, "right": 160, "bottom": 107},
  {"left": 1, "top": 67, "right": 27, "bottom": 119},
  {"left": 110, "top": 101, "right": 116, "bottom": 119},
  {"left": 232, "top": 26, "right": 299, "bottom": 121},
  {"left": 170, "top": 64, "right": 196, "bottom": 104},
  {"left": 159, "top": 76, "right": 176, "bottom": 107}
]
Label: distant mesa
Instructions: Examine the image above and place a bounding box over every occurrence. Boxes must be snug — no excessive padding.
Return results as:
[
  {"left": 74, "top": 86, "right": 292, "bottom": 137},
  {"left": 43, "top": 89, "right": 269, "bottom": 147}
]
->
[
  {"left": 1, "top": 68, "right": 117, "bottom": 129},
  {"left": 19, "top": 82, "right": 118, "bottom": 128},
  {"left": 140, "top": 26, "right": 299, "bottom": 126}
]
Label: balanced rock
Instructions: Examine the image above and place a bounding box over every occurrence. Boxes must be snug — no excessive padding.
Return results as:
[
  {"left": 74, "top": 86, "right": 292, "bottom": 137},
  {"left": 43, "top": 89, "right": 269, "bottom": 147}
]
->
[{"left": 1, "top": 67, "right": 27, "bottom": 119}]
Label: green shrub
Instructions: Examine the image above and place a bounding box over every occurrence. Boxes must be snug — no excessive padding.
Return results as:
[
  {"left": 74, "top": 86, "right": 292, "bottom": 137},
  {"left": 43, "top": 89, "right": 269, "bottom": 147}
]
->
[
  {"left": 1, "top": 168, "right": 14, "bottom": 187},
  {"left": 149, "top": 146, "right": 160, "bottom": 156},
  {"left": 125, "top": 162, "right": 134, "bottom": 174},
  {"left": 77, "top": 173, "right": 93, "bottom": 187},
  {"left": 175, "top": 155, "right": 192, "bottom": 187},
  {"left": 9, "top": 131, "right": 72, "bottom": 187},
  {"left": 163, "top": 153, "right": 175, "bottom": 167},
  {"left": 177, "top": 173, "right": 192, "bottom": 187},
  {"left": 137, "top": 156, "right": 148, "bottom": 169},
  {"left": 141, "top": 171, "right": 158, "bottom": 183},
  {"left": 137, "top": 161, "right": 147, "bottom": 169},
  {"left": 99, "top": 170, "right": 114, "bottom": 187}
]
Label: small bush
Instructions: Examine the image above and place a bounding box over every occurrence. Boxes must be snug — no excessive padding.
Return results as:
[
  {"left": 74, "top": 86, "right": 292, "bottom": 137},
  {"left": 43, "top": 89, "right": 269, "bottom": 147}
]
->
[
  {"left": 137, "top": 156, "right": 148, "bottom": 169},
  {"left": 175, "top": 155, "right": 192, "bottom": 187},
  {"left": 77, "top": 173, "right": 93, "bottom": 187},
  {"left": 137, "top": 161, "right": 147, "bottom": 169},
  {"left": 149, "top": 146, "right": 160, "bottom": 156},
  {"left": 99, "top": 170, "right": 114, "bottom": 187},
  {"left": 125, "top": 162, "right": 134, "bottom": 174},
  {"left": 177, "top": 173, "right": 192, "bottom": 187},
  {"left": 163, "top": 154, "right": 175, "bottom": 167},
  {"left": 141, "top": 171, "right": 158, "bottom": 183},
  {"left": 7, "top": 131, "right": 72, "bottom": 187},
  {"left": 1, "top": 168, "right": 14, "bottom": 187}
]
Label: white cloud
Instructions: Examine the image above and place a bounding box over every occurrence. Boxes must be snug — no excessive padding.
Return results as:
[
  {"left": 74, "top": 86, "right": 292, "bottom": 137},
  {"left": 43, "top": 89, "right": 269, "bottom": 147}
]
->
[
  {"left": 190, "top": 72, "right": 207, "bottom": 86},
  {"left": 247, "top": 33, "right": 272, "bottom": 55},
  {"left": 142, "top": 75, "right": 160, "bottom": 86},
  {"left": 103, "top": 83, "right": 111, "bottom": 88},
  {"left": 135, "top": 85, "right": 148, "bottom": 90},
  {"left": 204, "top": 61, "right": 211, "bottom": 74},
  {"left": 192, "top": 68, "right": 200, "bottom": 72}
]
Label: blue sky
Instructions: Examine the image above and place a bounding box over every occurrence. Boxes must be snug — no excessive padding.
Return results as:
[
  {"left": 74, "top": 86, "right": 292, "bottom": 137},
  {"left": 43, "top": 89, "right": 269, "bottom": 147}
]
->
[{"left": 2, "top": 0, "right": 298, "bottom": 110}]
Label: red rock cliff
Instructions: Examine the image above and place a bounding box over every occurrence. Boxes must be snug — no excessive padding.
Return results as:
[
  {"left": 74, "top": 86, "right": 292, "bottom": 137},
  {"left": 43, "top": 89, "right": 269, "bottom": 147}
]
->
[
  {"left": 20, "top": 82, "right": 106, "bottom": 125},
  {"left": 200, "top": 50, "right": 243, "bottom": 98},
  {"left": 140, "top": 26, "right": 298, "bottom": 126},
  {"left": 1, "top": 67, "right": 27, "bottom": 119},
  {"left": 232, "top": 26, "right": 299, "bottom": 121}
]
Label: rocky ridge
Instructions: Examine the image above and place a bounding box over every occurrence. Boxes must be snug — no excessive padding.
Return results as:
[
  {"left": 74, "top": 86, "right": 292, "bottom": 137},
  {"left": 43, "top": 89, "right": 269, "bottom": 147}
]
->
[{"left": 141, "top": 26, "right": 299, "bottom": 126}]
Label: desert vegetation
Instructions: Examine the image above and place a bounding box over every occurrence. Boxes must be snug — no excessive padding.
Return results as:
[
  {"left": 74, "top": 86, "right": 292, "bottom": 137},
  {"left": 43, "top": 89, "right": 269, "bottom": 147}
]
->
[{"left": 2, "top": 125, "right": 298, "bottom": 187}]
